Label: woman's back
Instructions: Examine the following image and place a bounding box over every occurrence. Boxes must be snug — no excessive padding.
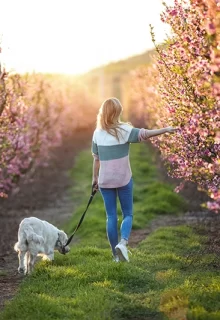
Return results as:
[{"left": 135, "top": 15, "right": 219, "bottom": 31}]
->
[{"left": 92, "top": 124, "right": 141, "bottom": 188}]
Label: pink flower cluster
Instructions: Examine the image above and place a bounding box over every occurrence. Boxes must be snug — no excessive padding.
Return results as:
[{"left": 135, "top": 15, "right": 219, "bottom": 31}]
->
[{"left": 129, "top": 0, "right": 220, "bottom": 212}]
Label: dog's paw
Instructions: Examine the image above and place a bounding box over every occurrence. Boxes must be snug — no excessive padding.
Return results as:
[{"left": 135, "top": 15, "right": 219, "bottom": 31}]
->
[{"left": 18, "top": 267, "right": 25, "bottom": 274}]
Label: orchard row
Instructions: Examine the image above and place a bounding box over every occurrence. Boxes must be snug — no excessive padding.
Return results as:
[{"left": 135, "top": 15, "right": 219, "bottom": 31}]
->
[
  {"left": 0, "top": 72, "right": 98, "bottom": 199},
  {"left": 128, "top": 0, "right": 220, "bottom": 212}
]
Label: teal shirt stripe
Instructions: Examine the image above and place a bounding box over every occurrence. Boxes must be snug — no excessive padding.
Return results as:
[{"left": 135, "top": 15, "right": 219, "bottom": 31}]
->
[
  {"left": 128, "top": 128, "right": 140, "bottom": 143},
  {"left": 98, "top": 143, "right": 129, "bottom": 161},
  {"left": 92, "top": 141, "right": 98, "bottom": 155}
]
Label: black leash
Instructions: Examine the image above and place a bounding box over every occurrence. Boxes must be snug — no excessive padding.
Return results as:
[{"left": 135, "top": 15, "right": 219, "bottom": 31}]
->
[{"left": 63, "top": 187, "right": 97, "bottom": 248}]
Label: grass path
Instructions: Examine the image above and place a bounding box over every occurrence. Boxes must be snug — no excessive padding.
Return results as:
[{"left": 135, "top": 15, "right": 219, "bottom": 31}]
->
[{"left": 1, "top": 143, "right": 220, "bottom": 320}]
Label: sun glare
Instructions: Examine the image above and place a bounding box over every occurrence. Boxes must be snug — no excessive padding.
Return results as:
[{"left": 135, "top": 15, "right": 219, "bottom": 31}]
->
[{"left": 0, "top": 0, "right": 172, "bottom": 75}]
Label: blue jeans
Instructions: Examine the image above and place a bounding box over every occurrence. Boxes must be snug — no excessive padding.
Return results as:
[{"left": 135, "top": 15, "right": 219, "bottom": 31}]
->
[{"left": 99, "top": 178, "right": 133, "bottom": 256}]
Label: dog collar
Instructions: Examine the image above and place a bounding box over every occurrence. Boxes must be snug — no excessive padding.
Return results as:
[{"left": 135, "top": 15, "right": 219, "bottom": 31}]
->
[{"left": 56, "top": 236, "right": 66, "bottom": 255}]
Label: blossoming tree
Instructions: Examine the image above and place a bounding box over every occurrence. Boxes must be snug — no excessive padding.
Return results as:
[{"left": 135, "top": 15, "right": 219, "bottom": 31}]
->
[
  {"left": 0, "top": 69, "right": 98, "bottom": 199},
  {"left": 129, "top": 0, "right": 220, "bottom": 211}
]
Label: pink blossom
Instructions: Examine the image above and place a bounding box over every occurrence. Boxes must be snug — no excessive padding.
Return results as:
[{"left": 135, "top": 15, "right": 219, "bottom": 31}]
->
[
  {"left": 129, "top": 0, "right": 220, "bottom": 213},
  {"left": 207, "top": 22, "right": 216, "bottom": 35}
]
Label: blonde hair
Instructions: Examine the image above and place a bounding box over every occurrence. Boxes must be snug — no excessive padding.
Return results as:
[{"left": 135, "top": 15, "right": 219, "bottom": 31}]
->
[{"left": 96, "top": 97, "right": 125, "bottom": 140}]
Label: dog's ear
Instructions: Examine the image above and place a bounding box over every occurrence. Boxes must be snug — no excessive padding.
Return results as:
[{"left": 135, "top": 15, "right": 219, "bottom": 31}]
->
[{"left": 58, "top": 231, "right": 67, "bottom": 245}]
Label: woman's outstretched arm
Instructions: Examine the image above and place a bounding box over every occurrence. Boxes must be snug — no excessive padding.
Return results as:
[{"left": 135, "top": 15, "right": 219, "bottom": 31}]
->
[{"left": 140, "top": 126, "right": 178, "bottom": 139}]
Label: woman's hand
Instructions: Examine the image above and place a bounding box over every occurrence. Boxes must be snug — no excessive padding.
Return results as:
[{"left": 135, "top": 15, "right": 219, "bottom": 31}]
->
[
  {"left": 166, "top": 126, "right": 179, "bottom": 133},
  {"left": 92, "top": 179, "right": 99, "bottom": 192}
]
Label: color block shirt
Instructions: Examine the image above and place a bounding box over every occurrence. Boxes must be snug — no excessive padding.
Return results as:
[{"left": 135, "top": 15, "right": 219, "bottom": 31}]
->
[{"left": 91, "top": 124, "right": 149, "bottom": 188}]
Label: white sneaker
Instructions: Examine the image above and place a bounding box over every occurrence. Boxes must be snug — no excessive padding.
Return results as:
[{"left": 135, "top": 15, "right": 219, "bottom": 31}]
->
[
  {"left": 113, "top": 255, "right": 120, "bottom": 263},
  {"left": 115, "top": 243, "right": 129, "bottom": 262}
]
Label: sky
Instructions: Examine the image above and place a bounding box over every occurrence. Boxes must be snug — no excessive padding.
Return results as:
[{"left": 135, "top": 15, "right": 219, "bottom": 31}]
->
[{"left": 0, "top": 0, "right": 173, "bottom": 75}]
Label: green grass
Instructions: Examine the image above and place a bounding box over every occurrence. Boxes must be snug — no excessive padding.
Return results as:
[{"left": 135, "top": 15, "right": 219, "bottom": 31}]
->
[
  {"left": 1, "top": 227, "right": 219, "bottom": 320},
  {"left": 1, "top": 143, "right": 219, "bottom": 320}
]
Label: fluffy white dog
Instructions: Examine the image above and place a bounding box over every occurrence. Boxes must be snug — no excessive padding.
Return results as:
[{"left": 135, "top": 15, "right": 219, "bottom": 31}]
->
[{"left": 14, "top": 217, "right": 70, "bottom": 274}]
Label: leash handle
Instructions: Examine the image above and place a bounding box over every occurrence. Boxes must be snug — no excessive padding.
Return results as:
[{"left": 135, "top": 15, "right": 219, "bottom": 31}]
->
[
  {"left": 92, "top": 182, "right": 99, "bottom": 193},
  {"left": 64, "top": 187, "right": 97, "bottom": 247}
]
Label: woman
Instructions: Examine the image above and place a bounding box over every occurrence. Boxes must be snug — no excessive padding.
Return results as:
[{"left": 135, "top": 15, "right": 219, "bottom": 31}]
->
[{"left": 91, "top": 97, "right": 177, "bottom": 262}]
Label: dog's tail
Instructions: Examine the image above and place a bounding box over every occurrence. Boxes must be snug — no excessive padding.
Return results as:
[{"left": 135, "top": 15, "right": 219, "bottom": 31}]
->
[
  {"left": 14, "top": 240, "right": 28, "bottom": 252},
  {"left": 14, "top": 225, "right": 44, "bottom": 252},
  {"left": 14, "top": 242, "right": 20, "bottom": 252}
]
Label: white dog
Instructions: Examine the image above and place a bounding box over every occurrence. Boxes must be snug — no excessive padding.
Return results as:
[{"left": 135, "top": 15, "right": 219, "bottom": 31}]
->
[{"left": 14, "top": 217, "right": 70, "bottom": 274}]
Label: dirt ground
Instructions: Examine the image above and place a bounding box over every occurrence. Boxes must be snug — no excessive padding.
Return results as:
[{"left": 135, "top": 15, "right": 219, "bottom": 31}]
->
[{"left": 0, "top": 133, "right": 219, "bottom": 312}]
